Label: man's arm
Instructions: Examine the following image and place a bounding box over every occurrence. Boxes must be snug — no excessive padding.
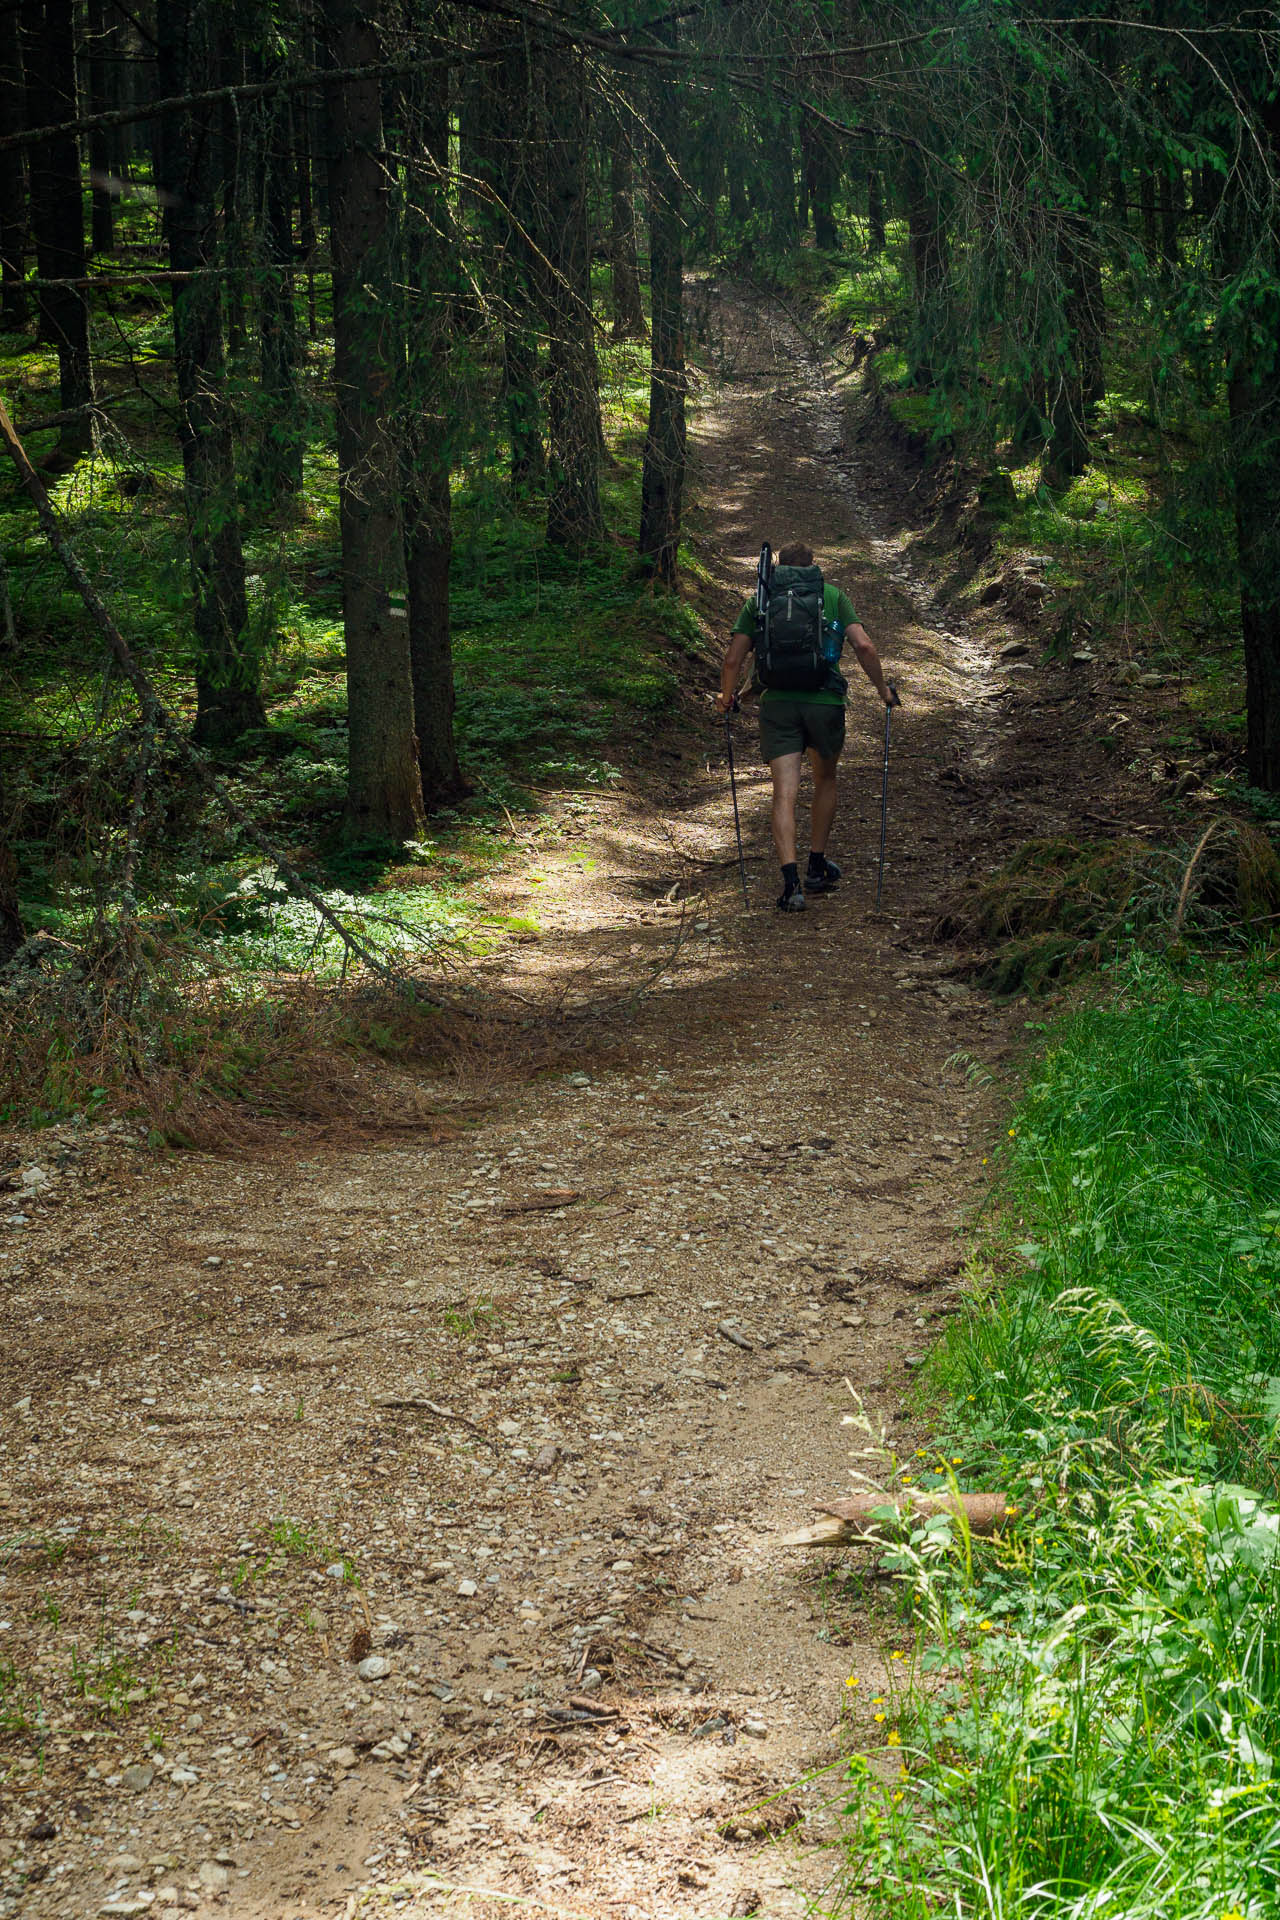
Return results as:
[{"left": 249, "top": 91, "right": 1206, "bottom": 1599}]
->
[
  {"left": 717, "top": 631, "right": 753, "bottom": 713},
  {"left": 846, "top": 622, "right": 893, "bottom": 705}
]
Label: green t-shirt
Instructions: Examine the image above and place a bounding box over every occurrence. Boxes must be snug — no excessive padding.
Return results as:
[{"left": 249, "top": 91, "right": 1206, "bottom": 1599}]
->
[{"left": 732, "top": 583, "right": 859, "bottom": 704}]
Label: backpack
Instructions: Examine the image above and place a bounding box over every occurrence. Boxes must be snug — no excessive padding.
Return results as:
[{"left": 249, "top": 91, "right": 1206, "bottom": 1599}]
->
[{"left": 754, "top": 563, "right": 827, "bottom": 692}]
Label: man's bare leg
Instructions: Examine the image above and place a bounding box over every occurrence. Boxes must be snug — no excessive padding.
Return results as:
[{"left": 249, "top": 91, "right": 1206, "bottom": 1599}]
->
[
  {"left": 769, "top": 752, "right": 803, "bottom": 865},
  {"left": 810, "top": 751, "right": 839, "bottom": 854}
]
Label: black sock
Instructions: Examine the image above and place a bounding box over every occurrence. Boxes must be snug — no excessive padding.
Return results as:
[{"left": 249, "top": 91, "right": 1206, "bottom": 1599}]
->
[
  {"left": 782, "top": 862, "right": 799, "bottom": 891},
  {"left": 807, "top": 850, "right": 826, "bottom": 874}
]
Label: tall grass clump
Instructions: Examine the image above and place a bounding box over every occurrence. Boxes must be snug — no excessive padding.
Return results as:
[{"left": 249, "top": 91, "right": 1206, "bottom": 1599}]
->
[{"left": 842, "top": 955, "right": 1280, "bottom": 1920}]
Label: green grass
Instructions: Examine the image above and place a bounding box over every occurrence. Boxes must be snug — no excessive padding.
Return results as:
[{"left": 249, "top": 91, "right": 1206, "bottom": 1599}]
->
[{"left": 841, "top": 955, "right": 1280, "bottom": 1919}]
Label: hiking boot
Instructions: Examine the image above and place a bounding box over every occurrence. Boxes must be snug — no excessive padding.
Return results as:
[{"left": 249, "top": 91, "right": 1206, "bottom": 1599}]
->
[
  {"left": 805, "top": 854, "right": 841, "bottom": 894},
  {"left": 777, "top": 878, "right": 806, "bottom": 912}
]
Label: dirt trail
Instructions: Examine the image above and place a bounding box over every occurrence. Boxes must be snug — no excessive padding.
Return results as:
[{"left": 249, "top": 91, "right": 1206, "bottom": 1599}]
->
[{"left": 0, "top": 288, "right": 1022, "bottom": 1920}]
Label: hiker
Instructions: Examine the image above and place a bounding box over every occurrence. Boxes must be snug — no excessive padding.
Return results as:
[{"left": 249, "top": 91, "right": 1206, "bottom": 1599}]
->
[{"left": 716, "top": 541, "right": 895, "bottom": 911}]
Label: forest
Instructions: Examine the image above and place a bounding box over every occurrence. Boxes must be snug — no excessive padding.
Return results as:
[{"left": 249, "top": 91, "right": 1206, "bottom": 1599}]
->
[
  {"left": 0, "top": 2, "right": 1278, "bottom": 1021},
  {"left": 1, "top": 5, "right": 1280, "bottom": 1919}
]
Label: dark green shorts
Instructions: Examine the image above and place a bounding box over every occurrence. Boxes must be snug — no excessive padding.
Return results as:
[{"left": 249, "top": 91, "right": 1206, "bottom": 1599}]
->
[{"left": 759, "top": 697, "right": 846, "bottom": 765}]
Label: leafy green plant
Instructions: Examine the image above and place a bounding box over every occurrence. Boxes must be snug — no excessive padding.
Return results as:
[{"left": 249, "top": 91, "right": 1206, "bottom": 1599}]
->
[
  {"left": 841, "top": 956, "right": 1280, "bottom": 1919},
  {"left": 68, "top": 1604, "right": 146, "bottom": 1718},
  {"left": 270, "top": 1517, "right": 322, "bottom": 1559},
  {"left": 0, "top": 1655, "right": 41, "bottom": 1737},
  {"left": 443, "top": 1294, "right": 502, "bottom": 1342}
]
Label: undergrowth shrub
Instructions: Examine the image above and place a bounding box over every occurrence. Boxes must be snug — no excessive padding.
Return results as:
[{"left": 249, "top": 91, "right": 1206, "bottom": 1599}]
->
[
  {"left": 0, "top": 930, "right": 583, "bottom": 1142},
  {"left": 841, "top": 956, "right": 1280, "bottom": 1920},
  {"left": 936, "top": 825, "right": 1280, "bottom": 991}
]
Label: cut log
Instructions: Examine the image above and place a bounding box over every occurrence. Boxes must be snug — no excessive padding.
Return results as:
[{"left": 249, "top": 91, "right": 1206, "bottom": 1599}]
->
[{"left": 779, "top": 1489, "right": 1013, "bottom": 1548}]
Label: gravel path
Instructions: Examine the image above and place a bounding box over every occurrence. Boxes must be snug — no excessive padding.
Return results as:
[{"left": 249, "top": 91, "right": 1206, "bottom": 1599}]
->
[{"left": 0, "top": 286, "right": 1023, "bottom": 1920}]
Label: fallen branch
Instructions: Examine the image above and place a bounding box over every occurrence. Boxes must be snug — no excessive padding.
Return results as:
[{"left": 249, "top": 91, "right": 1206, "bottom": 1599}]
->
[
  {"left": 780, "top": 1489, "right": 1013, "bottom": 1548},
  {"left": 1173, "top": 819, "right": 1225, "bottom": 941},
  {"left": 498, "top": 1188, "right": 582, "bottom": 1214},
  {"left": 0, "top": 399, "right": 405, "bottom": 990},
  {"left": 372, "top": 1397, "right": 492, "bottom": 1443},
  {"left": 11, "top": 395, "right": 129, "bottom": 437}
]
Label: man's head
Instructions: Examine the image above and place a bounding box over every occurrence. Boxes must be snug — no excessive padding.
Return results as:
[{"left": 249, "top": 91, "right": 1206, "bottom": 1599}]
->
[{"left": 777, "top": 542, "right": 814, "bottom": 567}]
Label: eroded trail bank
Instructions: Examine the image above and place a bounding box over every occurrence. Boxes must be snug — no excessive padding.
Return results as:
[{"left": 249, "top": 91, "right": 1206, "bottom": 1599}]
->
[{"left": 0, "top": 291, "right": 1018, "bottom": 1920}]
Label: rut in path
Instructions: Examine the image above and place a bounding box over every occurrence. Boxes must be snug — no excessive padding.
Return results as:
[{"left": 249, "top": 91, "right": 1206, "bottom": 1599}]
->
[{"left": 2, "top": 287, "right": 1018, "bottom": 1920}]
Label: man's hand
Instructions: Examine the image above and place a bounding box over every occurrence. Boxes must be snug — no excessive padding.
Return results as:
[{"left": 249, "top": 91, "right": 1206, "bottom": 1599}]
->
[
  {"left": 884, "top": 681, "right": 902, "bottom": 708},
  {"left": 719, "top": 633, "right": 752, "bottom": 717}
]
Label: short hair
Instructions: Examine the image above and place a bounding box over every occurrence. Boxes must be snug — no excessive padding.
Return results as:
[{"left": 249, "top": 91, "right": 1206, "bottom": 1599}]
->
[{"left": 777, "top": 542, "right": 814, "bottom": 566}]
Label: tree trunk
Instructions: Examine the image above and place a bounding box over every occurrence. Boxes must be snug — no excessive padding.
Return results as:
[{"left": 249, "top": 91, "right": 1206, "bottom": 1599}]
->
[
  {"left": 322, "top": 0, "right": 424, "bottom": 843},
  {"left": 0, "top": 757, "right": 22, "bottom": 966},
  {"left": 1010, "top": 373, "right": 1048, "bottom": 454},
  {"left": 503, "top": 317, "right": 544, "bottom": 496},
  {"left": 1226, "top": 94, "right": 1280, "bottom": 792},
  {"left": 803, "top": 123, "right": 839, "bottom": 252},
  {"left": 470, "top": 38, "right": 544, "bottom": 496},
  {"left": 534, "top": 35, "right": 602, "bottom": 550},
  {"left": 904, "top": 153, "right": 950, "bottom": 389},
  {"left": 727, "top": 150, "right": 747, "bottom": 227},
  {"left": 401, "top": 63, "right": 465, "bottom": 807},
  {"left": 637, "top": 20, "right": 684, "bottom": 587},
  {"left": 221, "top": 38, "right": 246, "bottom": 357},
  {"left": 867, "top": 161, "right": 885, "bottom": 253},
  {"left": 85, "top": 0, "right": 115, "bottom": 255},
  {"left": 608, "top": 106, "right": 646, "bottom": 339},
  {"left": 1139, "top": 166, "right": 1157, "bottom": 254},
  {"left": 23, "top": 0, "right": 94, "bottom": 458},
  {"left": 0, "top": 882, "right": 20, "bottom": 965},
  {"left": 761, "top": 114, "right": 801, "bottom": 252},
  {"left": 252, "top": 69, "right": 303, "bottom": 502},
  {"left": 0, "top": 0, "right": 28, "bottom": 327},
  {"left": 1045, "top": 214, "right": 1103, "bottom": 487},
  {"left": 405, "top": 449, "right": 466, "bottom": 807},
  {"left": 155, "top": 0, "right": 266, "bottom": 749},
  {"left": 1229, "top": 370, "right": 1280, "bottom": 791},
  {"left": 1158, "top": 166, "right": 1181, "bottom": 269}
]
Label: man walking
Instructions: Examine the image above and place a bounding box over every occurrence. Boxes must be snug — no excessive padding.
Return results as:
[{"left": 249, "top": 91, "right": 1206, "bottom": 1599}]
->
[{"left": 716, "top": 541, "right": 895, "bottom": 912}]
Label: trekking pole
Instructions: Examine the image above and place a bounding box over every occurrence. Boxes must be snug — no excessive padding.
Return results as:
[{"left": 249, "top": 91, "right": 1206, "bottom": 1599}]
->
[
  {"left": 725, "top": 698, "right": 749, "bottom": 909},
  {"left": 875, "top": 682, "right": 901, "bottom": 911}
]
